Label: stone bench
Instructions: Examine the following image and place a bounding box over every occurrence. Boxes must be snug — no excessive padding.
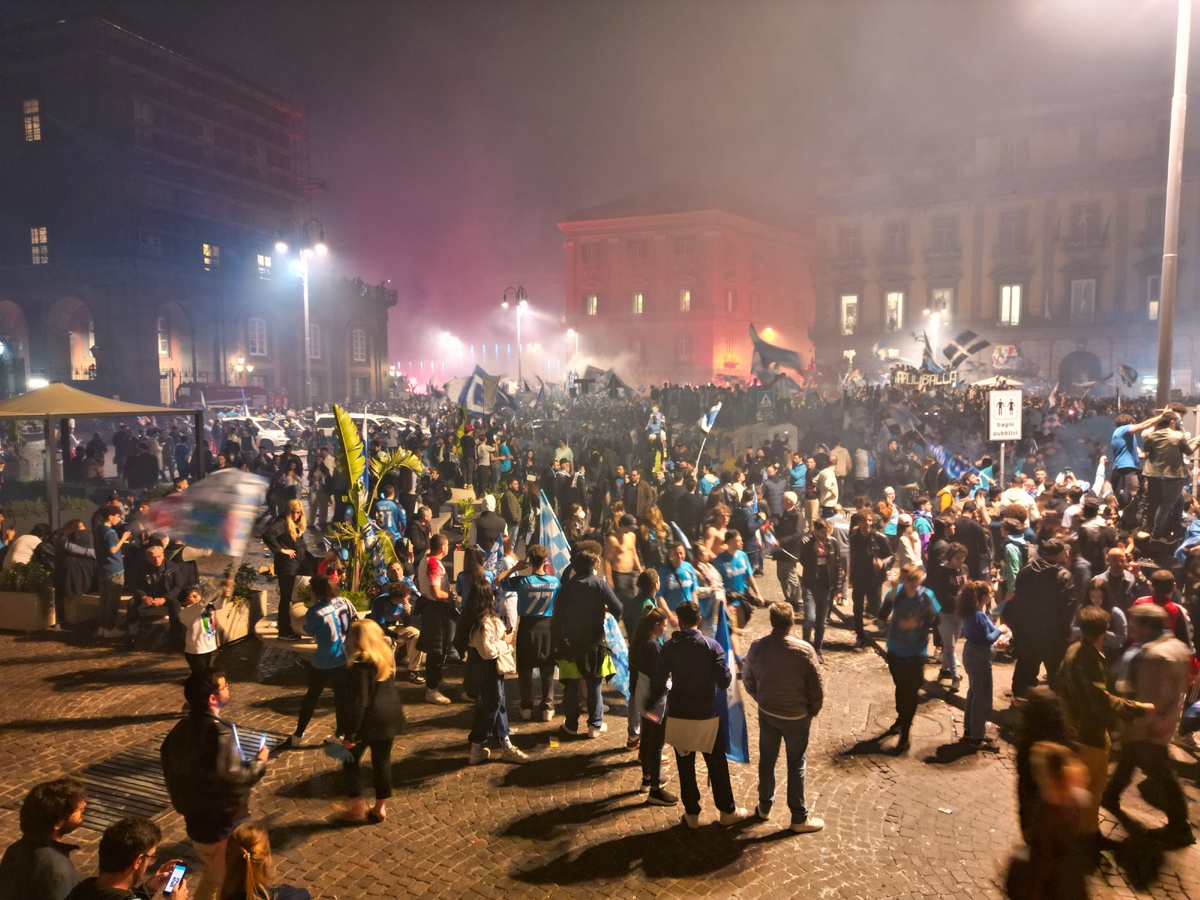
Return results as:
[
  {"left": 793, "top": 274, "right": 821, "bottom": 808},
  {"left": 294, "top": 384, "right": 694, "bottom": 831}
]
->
[
  {"left": 253, "top": 617, "right": 318, "bottom": 661},
  {"left": 63, "top": 590, "right": 265, "bottom": 645}
]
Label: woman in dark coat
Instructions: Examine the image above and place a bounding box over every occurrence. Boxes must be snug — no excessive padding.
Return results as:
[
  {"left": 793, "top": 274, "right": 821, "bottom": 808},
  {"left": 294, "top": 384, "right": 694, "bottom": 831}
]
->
[
  {"left": 51, "top": 518, "right": 95, "bottom": 626},
  {"left": 263, "top": 499, "right": 311, "bottom": 639},
  {"left": 333, "top": 619, "right": 406, "bottom": 822}
]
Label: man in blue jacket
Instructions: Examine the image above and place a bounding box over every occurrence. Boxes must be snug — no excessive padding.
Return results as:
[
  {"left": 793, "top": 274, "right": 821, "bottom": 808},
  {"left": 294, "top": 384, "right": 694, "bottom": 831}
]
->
[{"left": 650, "top": 601, "right": 750, "bottom": 829}]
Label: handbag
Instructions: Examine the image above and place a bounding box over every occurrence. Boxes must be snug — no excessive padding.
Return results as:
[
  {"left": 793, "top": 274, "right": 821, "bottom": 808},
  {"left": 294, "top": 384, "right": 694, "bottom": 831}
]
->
[{"left": 496, "top": 643, "right": 517, "bottom": 675}]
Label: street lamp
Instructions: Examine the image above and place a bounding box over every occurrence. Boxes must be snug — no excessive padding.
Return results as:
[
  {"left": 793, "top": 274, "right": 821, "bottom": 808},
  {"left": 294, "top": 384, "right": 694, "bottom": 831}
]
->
[
  {"left": 275, "top": 219, "right": 328, "bottom": 424},
  {"left": 501, "top": 285, "right": 528, "bottom": 385},
  {"left": 233, "top": 354, "right": 254, "bottom": 384}
]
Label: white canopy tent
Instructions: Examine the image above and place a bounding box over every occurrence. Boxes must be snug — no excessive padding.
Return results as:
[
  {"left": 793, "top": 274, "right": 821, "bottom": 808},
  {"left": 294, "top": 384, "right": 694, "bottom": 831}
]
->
[{"left": 0, "top": 383, "right": 203, "bottom": 528}]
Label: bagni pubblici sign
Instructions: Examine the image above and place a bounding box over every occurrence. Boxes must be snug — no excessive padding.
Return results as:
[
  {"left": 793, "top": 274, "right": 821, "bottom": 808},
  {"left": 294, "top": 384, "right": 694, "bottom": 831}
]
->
[{"left": 890, "top": 365, "right": 958, "bottom": 389}]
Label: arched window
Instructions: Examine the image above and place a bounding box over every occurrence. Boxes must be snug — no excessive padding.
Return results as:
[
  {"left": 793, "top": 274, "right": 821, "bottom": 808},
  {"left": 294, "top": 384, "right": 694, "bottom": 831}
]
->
[
  {"left": 351, "top": 328, "right": 367, "bottom": 363},
  {"left": 248, "top": 317, "right": 267, "bottom": 356}
]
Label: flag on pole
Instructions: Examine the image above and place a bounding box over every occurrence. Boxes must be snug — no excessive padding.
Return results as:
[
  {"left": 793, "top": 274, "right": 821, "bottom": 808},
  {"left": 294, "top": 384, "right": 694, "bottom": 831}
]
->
[
  {"left": 919, "top": 332, "right": 946, "bottom": 374},
  {"left": 241, "top": 387, "right": 251, "bottom": 419},
  {"left": 143, "top": 469, "right": 269, "bottom": 558},
  {"left": 604, "top": 612, "right": 630, "bottom": 699},
  {"left": 697, "top": 402, "right": 722, "bottom": 434},
  {"left": 1118, "top": 364, "right": 1139, "bottom": 388},
  {"left": 749, "top": 324, "right": 805, "bottom": 371},
  {"left": 484, "top": 534, "right": 505, "bottom": 577},
  {"left": 670, "top": 521, "right": 691, "bottom": 551},
  {"left": 942, "top": 330, "right": 990, "bottom": 369},
  {"left": 538, "top": 491, "right": 572, "bottom": 576},
  {"left": 714, "top": 601, "right": 750, "bottom": 764}
]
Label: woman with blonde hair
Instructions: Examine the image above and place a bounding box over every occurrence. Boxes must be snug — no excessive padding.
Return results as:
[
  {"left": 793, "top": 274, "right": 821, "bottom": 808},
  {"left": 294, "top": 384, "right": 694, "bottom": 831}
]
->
[
  {"left": 220, "top": 822, "right": 310, "bottom": 899},
  {"left": 333, "top": 619, "right": 406, "bottom": 822},
  {"left": 263, "top": 499, "right": 311, "bottom": 640},
  {"left": 639, "top": 505, "right": 671, "bottom": 567}
]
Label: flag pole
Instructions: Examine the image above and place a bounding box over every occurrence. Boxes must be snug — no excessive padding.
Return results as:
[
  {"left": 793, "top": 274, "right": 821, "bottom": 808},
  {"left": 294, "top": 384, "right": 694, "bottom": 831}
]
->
[{"left": 694, "top": 434, "right": 708, "bottom": 472}]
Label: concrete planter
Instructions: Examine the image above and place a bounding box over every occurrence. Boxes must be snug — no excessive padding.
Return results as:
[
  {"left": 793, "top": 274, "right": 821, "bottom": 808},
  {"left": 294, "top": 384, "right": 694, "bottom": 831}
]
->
[
  {"left": 215, "top": 589, "right": 267, "bottom": 644},
  {"left": 0, "top": 590, "right": 55, "bottom": 632}
]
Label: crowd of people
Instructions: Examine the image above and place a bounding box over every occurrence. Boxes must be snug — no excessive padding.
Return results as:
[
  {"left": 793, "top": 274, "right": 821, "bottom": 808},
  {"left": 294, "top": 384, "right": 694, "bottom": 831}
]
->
[{"left": 3, "top": 380, "right": 1200, "bottom": 898}]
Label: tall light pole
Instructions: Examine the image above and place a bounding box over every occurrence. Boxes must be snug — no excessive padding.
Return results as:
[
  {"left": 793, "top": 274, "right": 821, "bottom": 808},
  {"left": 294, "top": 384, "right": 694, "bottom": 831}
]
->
[
  {"left": 275, "top": 219, "right": 327, "bottom": 424},
  {"left": 1157, "top": 0, "right": 1191, "bottom": 405},
  {"left": 501, "top": 285, "right": 528, "bottom": 385}
]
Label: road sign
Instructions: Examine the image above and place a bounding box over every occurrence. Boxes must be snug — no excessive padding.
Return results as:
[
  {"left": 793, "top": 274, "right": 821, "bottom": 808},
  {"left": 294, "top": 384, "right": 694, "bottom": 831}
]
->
[
  {"left": 988, "top": 389, "right": 1022, "bottom": 442},
  {"left": 755, "top": 390, "right": 776, "bottom": 423}
]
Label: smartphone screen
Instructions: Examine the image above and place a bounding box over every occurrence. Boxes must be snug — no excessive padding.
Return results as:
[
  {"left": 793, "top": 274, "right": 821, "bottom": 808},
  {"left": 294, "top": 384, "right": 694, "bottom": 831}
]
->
[{"left": 163, "top": 863, "right": 187, "bottom": 895}]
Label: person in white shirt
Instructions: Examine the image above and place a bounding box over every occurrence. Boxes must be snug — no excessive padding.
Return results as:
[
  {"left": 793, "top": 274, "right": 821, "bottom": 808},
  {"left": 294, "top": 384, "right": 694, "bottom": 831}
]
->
[
  {"left": 179, "top": 586, "right": 225, "bottom": 673},
  {"left": 3, "top": 525, "right": 49, "bottom": 570},
  {"left": 999, "top": 473, "right": 1039, "bottom": 523}
]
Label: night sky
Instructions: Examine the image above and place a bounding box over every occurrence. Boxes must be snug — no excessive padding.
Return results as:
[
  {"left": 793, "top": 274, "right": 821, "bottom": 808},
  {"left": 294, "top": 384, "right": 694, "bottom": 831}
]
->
[{"left": 0, "top": 0, "right": 1182, "bottom": 365}]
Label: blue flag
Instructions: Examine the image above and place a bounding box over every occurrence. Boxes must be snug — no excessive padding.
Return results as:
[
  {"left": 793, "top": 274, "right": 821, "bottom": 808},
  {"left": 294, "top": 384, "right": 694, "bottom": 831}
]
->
[
  {"left": 670, "top": 521, "right": 691, "bottom": 551},
  {"left": 697, "top": 401, "right": 722, "bottom": 434},
  {"left": 241, "top": 387, "right": 251, "bottom": 419},
  {"left": 484, "top": 534, "right": 505, "bottom": 577},
  {"left": 603, "top": 612, "right": 630, "bottom": 699},
  {"left": 714, "top": 602, "right": 750, "bottom": 764},
  {"left": 538, "top": 490, "right": 572, "bottom": 577}
]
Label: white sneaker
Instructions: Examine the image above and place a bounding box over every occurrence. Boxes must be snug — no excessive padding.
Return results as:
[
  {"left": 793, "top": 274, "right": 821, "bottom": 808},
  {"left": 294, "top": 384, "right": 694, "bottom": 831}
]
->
[
  {"left": 468, "top": 743, "right": 491, "bottom": 765},
  {"left": 501, "top": 743, "right": 529, "bottom": 763},
  {"left": 790, "top": 816, "right": 825, "bottom": 834},
  {"left": 540, "top": 706, "right": 555, "bottom": 722},
  {"left": 719, "top": 807, "right": 751, "bottom": 826},
  {"left": 519, "top": 708, "right": 533, "bottom": 721},
  {"left": 426, "top": 689, "right": 451, "bottom": 705},
  {"left": 755, "top": 804, "right": 771, "bottom": 821},
  {"left": 587, "top": 721, "right": 609, "bottom": 739}
]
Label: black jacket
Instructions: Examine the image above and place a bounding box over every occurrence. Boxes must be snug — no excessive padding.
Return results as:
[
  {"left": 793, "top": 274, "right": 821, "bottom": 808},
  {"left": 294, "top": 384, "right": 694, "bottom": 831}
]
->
[
  {"left": 474, "top": 511, "right": 507, "bottom": 551},
  {"left": 131, "top": 560, "right": 188, "bottom": 604},
  {"left": 262, "top": 520, "right": 310, "bottom": 577},
  {"left": 551, "top": 573, "right": 622, "bottom": 678},
  {"left": 775, "top": 507, "right": 804, "bottom": 559},
  {"left": 339, "top": 661, "right": 406, "bottom": 743},
  {"left": 849, "top": 529, "right": 892, "bottom": 584},
  {"left": 160, "top": 710, "right": 266, "bottom": 844},
  {"left": 1007, "top": 558, "right": 1076, "bottom": 645},
  {"left": 952, "top": 516, "right": 991, "bottom": 579},
  {"left": 799, "top": 533, "right": 843, "bottom": 591}
]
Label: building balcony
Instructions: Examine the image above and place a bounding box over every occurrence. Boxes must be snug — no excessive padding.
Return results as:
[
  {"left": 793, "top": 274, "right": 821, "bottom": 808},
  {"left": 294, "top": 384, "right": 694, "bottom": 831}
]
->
[
  {"left": 830, "top": 255, "right": 865, "bottom": 269},
  {"left": 924, "top": 247, "right": 962, "bottom": 262},
  {"left": 875, "top": 252, "right": 912, "bottom": 267}
]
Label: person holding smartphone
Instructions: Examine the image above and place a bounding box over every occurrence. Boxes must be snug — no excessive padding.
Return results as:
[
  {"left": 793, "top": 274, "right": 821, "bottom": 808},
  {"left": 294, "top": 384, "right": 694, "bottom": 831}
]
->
[{"left": 65, "top": 816, "right": 187, "bottom": 899}]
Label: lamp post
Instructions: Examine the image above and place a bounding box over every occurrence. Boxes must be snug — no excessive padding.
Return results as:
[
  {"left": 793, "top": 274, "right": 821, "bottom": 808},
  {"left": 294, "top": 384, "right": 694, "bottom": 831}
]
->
[
  {"left": 233, "top": 355, "right": 254, "bottom": 384},
  {"left": 501, "top": 285, "right": 528, "bottom": 385},
  {"left": 1157, "top": 0, "right": 1191, "bottom": 405},
  {"left": 275, "top": 219, "right": 327, "bottom": 425}
]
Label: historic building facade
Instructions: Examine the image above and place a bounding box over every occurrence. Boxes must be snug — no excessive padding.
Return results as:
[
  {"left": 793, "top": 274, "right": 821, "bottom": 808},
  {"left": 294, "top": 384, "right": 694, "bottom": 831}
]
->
[
  {"left": 558, "top": 196, "right": 816, "bottom": 386},
  {"left": 812, "top": 93, "right": 1200, "bottom": 394},
  {"left": 0, "top": 17, "right": 392, "bottom": 405}
]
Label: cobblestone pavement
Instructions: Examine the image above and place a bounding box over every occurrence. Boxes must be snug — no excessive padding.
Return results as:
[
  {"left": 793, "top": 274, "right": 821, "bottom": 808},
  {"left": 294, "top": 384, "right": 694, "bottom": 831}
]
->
[{"left": 2, "top": 557, "right": 1199, "bottom": 899}]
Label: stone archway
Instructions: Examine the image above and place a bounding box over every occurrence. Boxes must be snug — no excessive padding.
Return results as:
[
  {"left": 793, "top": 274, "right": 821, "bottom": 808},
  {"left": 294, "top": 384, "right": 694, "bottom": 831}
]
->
[
  {"left": 1058, "top": 349, "right": 1104, "bottom": 390},
  {"left": 44, "top": 296, "right": 95, "bottom": 382},
  {"left": 156, "top": 301, "right": 196, "bottom": 404}
]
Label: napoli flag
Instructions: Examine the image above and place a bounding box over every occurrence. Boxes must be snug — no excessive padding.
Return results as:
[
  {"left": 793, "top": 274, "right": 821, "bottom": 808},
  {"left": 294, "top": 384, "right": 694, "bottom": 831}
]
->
[
  {"left": 144, "top": 469, "right": 268, "bottom": 558},
  {"left": 604, "top": 613, "right": 630, "bottom": 699},
  {"left": 697, "top": 402, "right": 722, "bottom": 434},
  {"left": 538, "top": 491, "right": 572, "bottom": 576},
  {"left": 714, "top": 601, "right": 750, "bottom": 764},
  {"left": 484, "top": 534, "right": 506, "bottom": 577}
]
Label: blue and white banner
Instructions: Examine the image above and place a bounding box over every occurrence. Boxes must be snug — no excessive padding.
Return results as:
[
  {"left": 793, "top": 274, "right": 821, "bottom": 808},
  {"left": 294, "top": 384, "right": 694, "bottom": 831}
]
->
[
  {"left": 670, "top": 521, "right": 691, "bottom": 551},
  {"left": 603, "top": 612, "right": 630, "bottom": 699},
  {"left": 697, "top": 401, "right": 722, "bottom": 434},
  {"left": 538, "top": 490, "right": 572, "bottom": 577},
  {"left": 145, "top": 469, "right": 268, "bottom": 559},
  {"left": 714, "top": 601, "right": 750, "bottom": 764},
  {"left": 484, "top": 534, "right": 506, "bottom": 577}
]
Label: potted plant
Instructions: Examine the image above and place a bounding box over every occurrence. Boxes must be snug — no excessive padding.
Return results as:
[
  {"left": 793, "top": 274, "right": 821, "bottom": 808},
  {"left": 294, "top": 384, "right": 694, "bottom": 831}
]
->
[
  {"left": 210, "top": 561, "right": 267, "bottom": 642},
  {"left": 0, "top": 561, "right": 54, "bottom": 632}
]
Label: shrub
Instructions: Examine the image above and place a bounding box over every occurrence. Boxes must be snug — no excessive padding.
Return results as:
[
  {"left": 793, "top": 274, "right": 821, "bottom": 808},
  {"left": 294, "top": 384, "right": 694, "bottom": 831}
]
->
[{"left": 0, "top": 562, "right": 53, "bottom": 602}]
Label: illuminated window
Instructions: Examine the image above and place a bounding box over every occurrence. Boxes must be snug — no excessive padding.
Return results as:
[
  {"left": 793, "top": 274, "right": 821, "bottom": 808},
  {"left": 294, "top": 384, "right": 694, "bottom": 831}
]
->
[
  {"left": 157, "top": 317, "right": 169, "bottom": 357},
  {"left": 999, "top": 284, "right": 1022, "bottom": 326},
  {"left": 23, "top": 99, "right": 41, "bottom": 142},
  {"left": 725, "top": 289, "right": 737, "bottom": 312},
  {"left": 257, "top": 254, "right": 272, "bottom": 278},
  {"left": 840, "top": 294, "right": 858, "bottom": 336},
  {"left": 884, "top": 291, "right": 904, "bottom": 332},
  {"left": 30, "top": 227, "right": 48, "bottom": 265},
  {"left": 676, "top": 333, "right": 693, "bottom": 361},
  {"left": 632, "top": 292, "right": 644, "bottom": 315},
  {"left": 584, "top": 293, "right": 598, "bottom": 316},
  {"left": 351, "top": 328, "right": 367, "bottom": 363},
  {"left": 248, "top": 317, "right": 267, "bottom": 356},
  {"left": 930, "top": 286, "right": 953, "bottom": 314},
  {"left": 1147, "top": 274, "right": 1161, "bottom": 321},
  {"left": 679, "top": 289, "right": 691, "bottom": 312},
  {"left": 1070, "top": 279, "right": 1096, "bottom": 324},
  {"left": 202, "top": 243, "right": 220, "bottom": 271},
  {"left": 309, "top": 324, "right": 321, "bottom": 359}
]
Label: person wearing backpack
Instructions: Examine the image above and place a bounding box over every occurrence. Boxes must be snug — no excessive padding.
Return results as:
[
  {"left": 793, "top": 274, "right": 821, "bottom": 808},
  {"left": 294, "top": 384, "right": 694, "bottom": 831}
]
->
[{"left": 287, "top": 575, "right": 356, "bottom": 747}]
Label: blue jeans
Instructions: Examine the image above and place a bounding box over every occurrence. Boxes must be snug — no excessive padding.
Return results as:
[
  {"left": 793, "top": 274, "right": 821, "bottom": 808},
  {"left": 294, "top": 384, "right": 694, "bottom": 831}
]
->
[
  {"left": 757, "top": 710, "right": 812, "bottom": 823},
  {"left": 561, "top": 677, "right": 603, "bottom": 731},
  {"left": 962, "top": 641, "right": 994, "bottom": 740},
  {"left": 937, "top": 613, "right": 962, "bottom": 679},
  {"left": 802, "top": 585, "right": 832, "bottom": 652},
  {"left": 467, "top": 656, "right": 510, "bottom": 745}
]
